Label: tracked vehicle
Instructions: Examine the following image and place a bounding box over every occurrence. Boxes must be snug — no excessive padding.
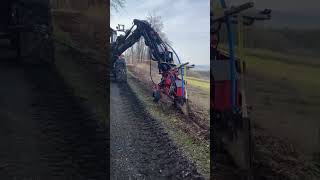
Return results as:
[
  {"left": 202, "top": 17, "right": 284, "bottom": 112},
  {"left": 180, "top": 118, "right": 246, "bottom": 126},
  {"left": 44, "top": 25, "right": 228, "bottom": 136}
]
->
[
  {"left": 0, "top": 0, "right": 54, "bottom": 64},
  {"left": 110, "top": 19, "right": 194, "bottom": 111}
]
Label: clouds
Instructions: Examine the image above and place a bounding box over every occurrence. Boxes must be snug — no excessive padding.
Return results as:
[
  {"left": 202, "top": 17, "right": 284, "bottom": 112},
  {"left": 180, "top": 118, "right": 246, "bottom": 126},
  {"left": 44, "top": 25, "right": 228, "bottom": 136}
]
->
[
  {"left": 225, "top": 0, "right": 320, "bottom": 14},
  {"left": 110, "top": 0, "right": 210, "bottom": 65}
]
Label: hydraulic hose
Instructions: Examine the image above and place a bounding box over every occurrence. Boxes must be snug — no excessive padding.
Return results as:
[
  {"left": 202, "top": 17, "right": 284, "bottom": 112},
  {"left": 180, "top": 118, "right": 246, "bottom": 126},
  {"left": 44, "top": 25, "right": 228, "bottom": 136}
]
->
[{"left": 149, "top": 54, "right": 156, "bottom": 85}]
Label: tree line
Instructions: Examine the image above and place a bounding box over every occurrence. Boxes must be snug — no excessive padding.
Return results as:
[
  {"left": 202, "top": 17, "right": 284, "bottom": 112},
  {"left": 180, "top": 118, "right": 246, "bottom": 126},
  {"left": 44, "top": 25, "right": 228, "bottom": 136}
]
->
[
  {"left": 217, "top": 23, "right": 320, "bottom": 57},
  {"left": 123, "top": 14, "right": 170, "bottom": 65}
]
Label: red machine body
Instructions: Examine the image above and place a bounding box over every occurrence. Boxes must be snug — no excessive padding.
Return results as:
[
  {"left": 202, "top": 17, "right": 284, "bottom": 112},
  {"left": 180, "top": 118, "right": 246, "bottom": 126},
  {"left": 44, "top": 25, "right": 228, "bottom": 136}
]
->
[
  {"left": 212, "top": 50, "right": 242, "bottom": 112},
  {"left": 214, "top": 79, "right": 241, "bottom": 111},
  {"left": 154, "top": 64, "right": 186, "bottom": 100}
]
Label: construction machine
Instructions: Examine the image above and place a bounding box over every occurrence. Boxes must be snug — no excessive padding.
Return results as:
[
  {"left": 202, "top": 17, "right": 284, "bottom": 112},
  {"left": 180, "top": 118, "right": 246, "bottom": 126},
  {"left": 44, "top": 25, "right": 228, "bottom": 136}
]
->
[
  {"left": 0, "top": 0, "right": 54, "bottom": 64},
  {"left": 211, "top": 1, "right": 271, "bottom": 179},
  {"left": 110, "top": 19, "right": 193, "bottom": 110}
]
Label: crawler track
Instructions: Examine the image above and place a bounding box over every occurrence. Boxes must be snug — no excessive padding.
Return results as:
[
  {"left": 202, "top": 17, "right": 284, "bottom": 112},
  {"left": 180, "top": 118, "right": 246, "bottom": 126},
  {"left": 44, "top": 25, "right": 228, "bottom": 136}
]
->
[{"left": 110, "top": 82, "right": 204, "bottom": 179}]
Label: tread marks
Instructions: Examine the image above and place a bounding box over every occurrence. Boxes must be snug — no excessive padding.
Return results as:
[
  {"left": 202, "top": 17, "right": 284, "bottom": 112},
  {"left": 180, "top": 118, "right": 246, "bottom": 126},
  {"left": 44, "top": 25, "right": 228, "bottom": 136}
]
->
[
  {"left": 111, "top": 83, "right": 204, "bottom": 179},
  {"left": 26, "top": 67, "right": 107, "bottom": 179}
]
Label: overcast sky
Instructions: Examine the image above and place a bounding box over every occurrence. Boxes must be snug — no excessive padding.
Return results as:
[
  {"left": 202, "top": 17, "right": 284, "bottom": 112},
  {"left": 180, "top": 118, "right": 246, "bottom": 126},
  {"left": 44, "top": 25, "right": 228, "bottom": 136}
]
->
[
  {"left": 110, "top": 0, "right": 210, "bottom": 65},
  {"left": 225, "top": 0, "right": 320, "bottom": 14}
]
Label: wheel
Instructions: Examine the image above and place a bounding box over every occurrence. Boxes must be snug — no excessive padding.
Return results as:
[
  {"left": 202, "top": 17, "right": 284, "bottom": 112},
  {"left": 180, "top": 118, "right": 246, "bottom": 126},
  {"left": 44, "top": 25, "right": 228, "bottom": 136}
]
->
[{"left": 115, "top": 61, "right": 127, "bottom": 83}]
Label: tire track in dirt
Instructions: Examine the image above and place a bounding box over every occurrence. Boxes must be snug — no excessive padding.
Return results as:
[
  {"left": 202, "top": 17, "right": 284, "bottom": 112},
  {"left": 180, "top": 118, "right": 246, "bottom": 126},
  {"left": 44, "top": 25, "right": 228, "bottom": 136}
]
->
[
  {"left": 110, "top": 82, "right": 204, "bottom": 179},
  {"left": 0, "top": 63, "right": 107, "bottom": 179},
  {"left": 27, "top": 65, "right": 107, "bottom": 179}
]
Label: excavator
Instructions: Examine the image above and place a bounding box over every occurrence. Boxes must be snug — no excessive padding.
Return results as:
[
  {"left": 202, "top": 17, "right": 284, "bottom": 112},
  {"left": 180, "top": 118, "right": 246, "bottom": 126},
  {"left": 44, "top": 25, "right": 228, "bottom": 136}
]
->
[
  {"left": 110, "top": 19, "right": 192, "bottom": 109},
  {"left": 212, "top": 1, "right": 271, "bottom": 179}
]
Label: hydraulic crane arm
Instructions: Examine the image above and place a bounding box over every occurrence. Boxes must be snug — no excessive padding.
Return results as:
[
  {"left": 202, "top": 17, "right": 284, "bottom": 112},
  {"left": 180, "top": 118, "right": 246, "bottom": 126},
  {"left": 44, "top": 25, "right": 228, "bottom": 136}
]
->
[
  {"left": 111, "top": 19, "right": 174, "bottom": 68},
  {"left": 211, "top": 2, "right": 271, "bottom": 27}
]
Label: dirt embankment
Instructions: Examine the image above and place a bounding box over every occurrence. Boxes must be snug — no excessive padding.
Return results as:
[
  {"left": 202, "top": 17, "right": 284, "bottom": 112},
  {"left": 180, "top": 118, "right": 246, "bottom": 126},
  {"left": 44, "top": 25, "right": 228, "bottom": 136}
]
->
[
  {"left": 246, "top": 72, "right": 320, "bottom": 179},
  {"left": 52, "top": 8, "right": 108, "bottom": 123},
  {"left": 52, "top": 10, "right": 106, "bottom": 55},
  {"left": 51, "top": 7, "right": 110, "bottom": 177}
]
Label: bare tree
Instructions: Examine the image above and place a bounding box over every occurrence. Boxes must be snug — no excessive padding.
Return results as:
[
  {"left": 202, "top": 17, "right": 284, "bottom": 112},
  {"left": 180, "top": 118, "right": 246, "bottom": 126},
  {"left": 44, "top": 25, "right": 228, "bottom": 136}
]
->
[
  {"left": 111, "top": 0, "right": 125, "bottom": 12},
  {"left": 122, "top": 13, "right": 171, "bottom": 64},
  {"left": 135, "top": 38, "right": 145, "bottom": 62},
  {"left": 146, "top": 13, "right": 171, "bottom": 45},
  {"left": 131, "top": 13, "right": 171, "bottom": 63}
]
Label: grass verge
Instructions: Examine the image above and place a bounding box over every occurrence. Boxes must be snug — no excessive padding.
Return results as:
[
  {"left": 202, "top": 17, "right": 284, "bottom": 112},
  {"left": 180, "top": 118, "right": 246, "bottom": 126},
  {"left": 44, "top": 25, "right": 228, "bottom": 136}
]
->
[
  {"left": 52, "top": 19, "right": 107, "bottom": 125},
  {"left": 185, "top": 77, "right": 210, "bottom": 92},
  {"left": 245, "top": 49, "right": 320, "bottom": 111},
  {"left": 54, "top": 45, "right": 107, "bottom": 125}
]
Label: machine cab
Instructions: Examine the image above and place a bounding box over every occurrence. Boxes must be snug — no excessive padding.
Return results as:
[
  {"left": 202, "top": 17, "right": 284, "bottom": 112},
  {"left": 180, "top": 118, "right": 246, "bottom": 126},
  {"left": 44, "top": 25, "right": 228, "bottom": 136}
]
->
[
  {"left": 110, "top": 24, "right": 126, "bottom": 44},
  {"left": 110, "top": 28, "right": 117, "bottom": 43}
]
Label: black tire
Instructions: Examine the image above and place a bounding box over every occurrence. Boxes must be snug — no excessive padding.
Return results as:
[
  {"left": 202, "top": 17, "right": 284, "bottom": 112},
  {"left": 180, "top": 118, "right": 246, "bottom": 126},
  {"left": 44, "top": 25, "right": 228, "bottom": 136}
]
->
[{"left": 115, "top": 60, "right": 127, "bottom": 83}]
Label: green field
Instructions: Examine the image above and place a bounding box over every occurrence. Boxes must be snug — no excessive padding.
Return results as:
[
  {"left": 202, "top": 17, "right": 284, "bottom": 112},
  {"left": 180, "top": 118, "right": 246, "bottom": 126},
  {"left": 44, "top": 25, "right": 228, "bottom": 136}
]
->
[
  {"left": 220, "top": 45, "right": 320, "bottom": 99},
  {"left": 244, "top": 48, "right": 320, "bottom": 104},
  {"left": 185, "top": 76, "right": 210, "bottom": 92},
  {"left": 242, "top": 48, "right": 320, "bottom": 159}
]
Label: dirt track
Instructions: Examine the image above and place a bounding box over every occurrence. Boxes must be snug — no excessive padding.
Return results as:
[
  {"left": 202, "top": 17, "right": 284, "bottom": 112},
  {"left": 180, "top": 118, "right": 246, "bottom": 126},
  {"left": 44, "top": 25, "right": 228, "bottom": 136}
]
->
[
  {"left": 0, "top": 61, "right": 106, "bottom": 179},
  {"left": 110, "top": 81, "right": 204, "bottom": 179}
]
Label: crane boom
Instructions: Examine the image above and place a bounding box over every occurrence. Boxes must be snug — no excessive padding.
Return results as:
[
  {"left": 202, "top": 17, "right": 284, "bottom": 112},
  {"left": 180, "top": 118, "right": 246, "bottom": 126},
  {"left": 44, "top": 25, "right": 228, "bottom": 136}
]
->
[{"left": 111, "top": 19, "right": 174, "bottom": 73}]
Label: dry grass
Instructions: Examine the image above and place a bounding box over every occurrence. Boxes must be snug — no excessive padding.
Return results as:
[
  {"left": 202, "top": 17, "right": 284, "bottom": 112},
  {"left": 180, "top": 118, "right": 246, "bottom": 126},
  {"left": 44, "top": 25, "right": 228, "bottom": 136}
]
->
[
  {"left": 254, "top": 126, "right": 315, "bottom": 179},
  {"left": 52, "top": 7, "right": 108, "bottom": 125},
  {"left": 185, "top": 77, "right": 210, "bottom": 92},
  {"left": 243, "top": 48, "right": 320, "bottom": 179}
]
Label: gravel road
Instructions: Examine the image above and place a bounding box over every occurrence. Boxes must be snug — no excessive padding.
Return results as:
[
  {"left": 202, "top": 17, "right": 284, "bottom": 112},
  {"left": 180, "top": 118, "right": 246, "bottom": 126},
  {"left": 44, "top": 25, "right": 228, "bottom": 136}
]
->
[{"left": 110, "top": 81, "right": 204, "bottom": 179}]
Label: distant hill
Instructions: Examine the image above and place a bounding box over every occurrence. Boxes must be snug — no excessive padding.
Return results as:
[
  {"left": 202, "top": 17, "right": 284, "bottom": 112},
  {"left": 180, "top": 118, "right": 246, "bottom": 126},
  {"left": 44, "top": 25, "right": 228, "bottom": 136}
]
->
[
  {"left": 217, "top": 10, "right": 320, "bottom": 58},
  {"left": 244, "top": 27, "right": 320, "bottom": 57},
  {"left": 193, "top": 64, "right": 210, "bottom": 72},
  {"left": 263, "top": 10, "right": 320, "bottom": 29}
]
